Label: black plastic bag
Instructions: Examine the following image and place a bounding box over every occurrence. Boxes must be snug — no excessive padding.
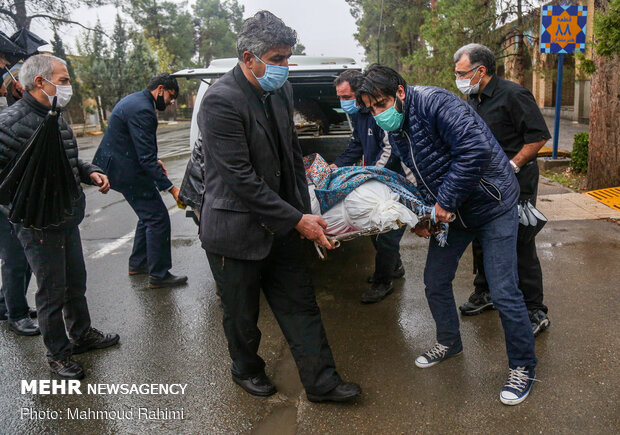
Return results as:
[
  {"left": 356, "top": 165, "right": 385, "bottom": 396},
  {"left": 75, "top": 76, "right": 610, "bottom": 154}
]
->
[
  {"left": 0, "top": 30, "right": 26, "bottom": 67},
  {"left": 0, "top": 101, "right": 78, "bottom": 229},
  {"left": 10, "top": 28, "right": 48, "bottom": 57},
  {"left": 517, "top": 200, "right": 547, "bottom": 243},
  {"left": 179, "top": 135, "right": 205, "bottom": 211}
]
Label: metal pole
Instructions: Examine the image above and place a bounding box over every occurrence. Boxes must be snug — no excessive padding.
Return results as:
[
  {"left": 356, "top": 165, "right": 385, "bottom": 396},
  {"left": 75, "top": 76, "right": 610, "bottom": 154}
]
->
[{"left": 552, "top": 52, "right": 565, "bottom": 160}]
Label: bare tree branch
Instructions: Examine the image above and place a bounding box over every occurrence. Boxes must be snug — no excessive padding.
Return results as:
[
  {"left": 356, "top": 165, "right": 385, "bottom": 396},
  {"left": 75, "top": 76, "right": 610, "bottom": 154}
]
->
[
  {"left": 0, "top": 7, "right": 16, "bottom": 20},
  {"left": 27, "top": 14, "right": 109, "bottom": 37}
]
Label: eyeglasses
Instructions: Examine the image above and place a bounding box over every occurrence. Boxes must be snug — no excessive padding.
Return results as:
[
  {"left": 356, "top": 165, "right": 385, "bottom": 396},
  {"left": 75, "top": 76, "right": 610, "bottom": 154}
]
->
[{"left": 455, "top": 65, "right": 481, "bottom": 79}]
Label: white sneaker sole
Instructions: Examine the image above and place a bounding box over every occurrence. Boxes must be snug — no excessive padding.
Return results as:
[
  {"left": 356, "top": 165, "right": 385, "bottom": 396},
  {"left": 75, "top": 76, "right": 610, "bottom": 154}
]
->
[
  {"left": 500, "top": 385, "right": 532, "bottom": 405},
  {"left": 415, "top": 351, "right": 462, "bottom": 369}
]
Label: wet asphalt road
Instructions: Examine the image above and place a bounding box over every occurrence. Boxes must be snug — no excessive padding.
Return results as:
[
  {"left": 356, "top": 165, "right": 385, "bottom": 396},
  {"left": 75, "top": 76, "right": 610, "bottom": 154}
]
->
[{"left": 0, "top": 122, "right": 618, "bottom": 434}]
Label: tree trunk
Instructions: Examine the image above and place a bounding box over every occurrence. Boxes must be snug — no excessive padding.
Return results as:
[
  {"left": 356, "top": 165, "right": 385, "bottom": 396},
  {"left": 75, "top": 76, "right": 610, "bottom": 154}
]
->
[
  {"left": 513, "top": 0, "right": 525, "bottom": 86},
  {"left": 587, "top": 51, "right": 620, "bottom": 189},
  {"left": 587, "top": 0, "right": 620, "bottom": 190},
  {"left": 13, "top": 0, "right": 30, "bottom": 29}
]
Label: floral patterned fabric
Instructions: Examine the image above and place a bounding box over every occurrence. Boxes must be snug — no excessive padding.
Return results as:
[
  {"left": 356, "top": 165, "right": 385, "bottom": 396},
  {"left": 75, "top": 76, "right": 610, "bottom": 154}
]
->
[{"left": 303, "top": 153, "right": 448, "bottom": 246}]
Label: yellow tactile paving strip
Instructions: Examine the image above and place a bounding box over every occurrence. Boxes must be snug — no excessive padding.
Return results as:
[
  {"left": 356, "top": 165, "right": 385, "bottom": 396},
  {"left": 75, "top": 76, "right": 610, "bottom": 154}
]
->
[
  {"left": 584, "top": 187, "right": 620, "bottom": 212},
  {"left": 538, "top": 146, "right": 571, "bottom": 157}
]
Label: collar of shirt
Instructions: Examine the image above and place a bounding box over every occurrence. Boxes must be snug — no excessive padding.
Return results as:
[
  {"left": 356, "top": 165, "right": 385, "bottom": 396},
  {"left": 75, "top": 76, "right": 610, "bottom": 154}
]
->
[{"left": 470, "top": 74, "right": 499, "bottom": 104}]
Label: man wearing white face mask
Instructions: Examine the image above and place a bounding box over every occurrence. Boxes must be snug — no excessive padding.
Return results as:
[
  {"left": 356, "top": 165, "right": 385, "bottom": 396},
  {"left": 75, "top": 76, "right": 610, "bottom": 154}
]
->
[
  {"left": 0, "top": 54, "right": 119, "bottom": 379},
  {"left": 453, "top": 44, "right": 551, "bottom": 337}
]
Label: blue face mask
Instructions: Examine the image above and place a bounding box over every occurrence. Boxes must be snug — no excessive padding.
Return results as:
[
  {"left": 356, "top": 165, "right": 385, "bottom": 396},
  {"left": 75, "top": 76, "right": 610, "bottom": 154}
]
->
[
  {"left": 373, "top": 95, "right": 404, "bottom": 132},
  {"left": 340, "top": 99, "right": 359, "bottom": 114},
  {"left": 251, "top": 54, "right": 289, "bottom": 91}
]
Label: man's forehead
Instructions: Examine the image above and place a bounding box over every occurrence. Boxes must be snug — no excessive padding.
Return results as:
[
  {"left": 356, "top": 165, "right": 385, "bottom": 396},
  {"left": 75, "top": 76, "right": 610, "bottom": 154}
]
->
[
  {"left": 264, "top": 45, "right": 292, "bottom": 58},
  {"left": 336, "top": 81, "right": 353, "bottom": 93},
  {"left": 456, "top": 53, "right": 472, "bottom": 68},
  {"left": 51, "top": 61, "right": 69, "bottom": 76}
]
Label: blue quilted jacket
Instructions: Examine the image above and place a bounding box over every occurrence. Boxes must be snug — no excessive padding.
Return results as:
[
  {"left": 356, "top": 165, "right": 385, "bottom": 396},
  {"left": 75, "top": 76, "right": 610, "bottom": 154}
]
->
[{"left": 388, "top": 85, "right": 519, "bottom": 230}]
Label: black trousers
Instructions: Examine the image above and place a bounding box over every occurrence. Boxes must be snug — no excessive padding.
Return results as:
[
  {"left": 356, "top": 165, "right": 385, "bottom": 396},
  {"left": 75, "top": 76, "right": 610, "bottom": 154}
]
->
[
  {"left": 472, "top": 161, "right": 546, "bottom": 313},
  {"left": 124, "top": 190, "right": 172, "bottom": 279},
  {"left": 370, "top": 226, "right": 406, "bottom": 283},
  {"left": 0, "top": 213, "right": 31, "bottom": 320},
  {"left": 206, "top": 233, "right": 341, "bottom": 395},
  {"left": 15, "top": 224, "right": 91, "bottom": 359}
]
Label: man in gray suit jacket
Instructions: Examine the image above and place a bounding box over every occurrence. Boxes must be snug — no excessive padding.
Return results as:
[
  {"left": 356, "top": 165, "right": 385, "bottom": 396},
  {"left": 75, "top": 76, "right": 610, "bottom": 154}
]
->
[{"left": 198, "top": 11, "right": 361, "bottom": 403}]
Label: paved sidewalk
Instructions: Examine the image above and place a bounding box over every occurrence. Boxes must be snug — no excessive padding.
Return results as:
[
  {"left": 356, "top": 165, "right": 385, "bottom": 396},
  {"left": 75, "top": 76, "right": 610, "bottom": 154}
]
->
[
  {"left": 538, "top": 176, "right": 620, "bottom": 221},
  {"left": 543, "top": 115, "right": 588, "bottom": 153}
]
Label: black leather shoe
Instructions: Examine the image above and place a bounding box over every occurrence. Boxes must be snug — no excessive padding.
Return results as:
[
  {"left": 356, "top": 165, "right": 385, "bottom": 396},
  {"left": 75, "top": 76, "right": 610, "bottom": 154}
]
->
[
  {"left": 8, "top": 317, "right": 40, "bottom": 336},
  {"left": 361, "top": 281, "right": 394, "bottom": 304},
  {"left": 49, "top": 357, "right": 85, "bottom": 379},
  {"left": 306, "top": 382, "right": 362, "bottom": 403},
  {"left": 72, "top": 327, "right": 120, "bottom": 354},
  {"left": 149, "top": 273, "right": 188, "bottom": 289},
  {"left": 29, "top": 308, "right": 37, "bottom": 319},
  {"left": 129, "top": 266, "right": 148, "bottom": 275},
  {"left": 232, "top": 373, "right": 277, "bottom": 397}
]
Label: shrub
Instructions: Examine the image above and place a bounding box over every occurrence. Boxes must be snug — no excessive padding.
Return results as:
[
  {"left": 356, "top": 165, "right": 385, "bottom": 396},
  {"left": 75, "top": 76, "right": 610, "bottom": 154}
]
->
[{"left": 571, "top": 132, "right": 589, "bottom": 173}]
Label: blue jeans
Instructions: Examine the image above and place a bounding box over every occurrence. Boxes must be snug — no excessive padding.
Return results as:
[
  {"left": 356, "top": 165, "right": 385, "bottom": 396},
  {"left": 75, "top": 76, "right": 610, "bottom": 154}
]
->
[
  {"left": 370, "top": 226, "right": 406, "bottom": 283},
  {"left": 0, "top": 213, "right": 31, "bottom": 321},
  {"left": 423, "top": 207, "right": 536, "bottom": 369}
]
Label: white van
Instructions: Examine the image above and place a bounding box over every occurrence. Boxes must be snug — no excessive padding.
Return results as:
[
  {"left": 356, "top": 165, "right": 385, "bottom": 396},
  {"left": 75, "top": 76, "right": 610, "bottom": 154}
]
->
[
  {"left": 173, "top": 55, "right": 361, "bottom": 222},
  {"left": 173, "top": 55, "right": 361, "bottom": 160}
]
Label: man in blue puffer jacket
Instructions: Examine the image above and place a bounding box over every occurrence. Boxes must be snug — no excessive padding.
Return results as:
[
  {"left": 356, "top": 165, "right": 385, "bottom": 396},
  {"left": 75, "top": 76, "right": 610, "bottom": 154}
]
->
[{"left": 356, "top": 65, "right": 537, "bottom": 406}]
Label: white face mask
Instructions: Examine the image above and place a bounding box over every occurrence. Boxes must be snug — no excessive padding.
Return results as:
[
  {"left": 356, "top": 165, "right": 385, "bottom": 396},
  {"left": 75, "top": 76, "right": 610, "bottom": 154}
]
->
[
  {"left": 455, "top": 66, "right": 482, "bottom": 95},
  {"left": 42, "top": 78, "right": 73, "bottom": 108},
  {"left": 0, "top": 96, "right": 7, "bottom": 109}
]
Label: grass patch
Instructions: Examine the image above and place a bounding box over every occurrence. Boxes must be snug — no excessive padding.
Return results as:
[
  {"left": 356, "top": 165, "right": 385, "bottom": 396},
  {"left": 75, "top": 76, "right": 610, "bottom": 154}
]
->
[{"left": 541, "top": 168, "right": 588, "bottom": 191}]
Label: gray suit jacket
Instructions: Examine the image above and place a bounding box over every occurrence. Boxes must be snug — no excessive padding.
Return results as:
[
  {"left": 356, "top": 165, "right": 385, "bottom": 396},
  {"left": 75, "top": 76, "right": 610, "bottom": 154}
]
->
[{"left": 197, "top": 64, "right": 311, "bottom": 260}]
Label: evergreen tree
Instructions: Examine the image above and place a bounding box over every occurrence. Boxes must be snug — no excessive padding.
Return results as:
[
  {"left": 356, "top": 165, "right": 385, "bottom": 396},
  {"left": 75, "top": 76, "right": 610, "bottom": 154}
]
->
[
  {"left": 192, "top": 0, "right": 244, "bottom": 67},
  {"left": 109, "top": 14, "right": 130, "bottom": 104},
  {"left": 293, "top": 43, "right": 306, "bottom": 55},
  {"left": 76, "top": 21, "right": 112, "bottom": 129},
  {"left": 125, "top": 32, "right": 158, "bottom": 93},
  {"left": 126, "top": 0, "right": 195, "bottom": 69},
  {"left": 406, "top": 0, "right": 499, "bottom": 91}
]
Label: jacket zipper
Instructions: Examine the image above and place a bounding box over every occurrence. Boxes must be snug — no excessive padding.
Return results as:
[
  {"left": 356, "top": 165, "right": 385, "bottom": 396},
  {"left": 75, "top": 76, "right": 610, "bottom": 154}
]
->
[
  {"left": 404, "top": 131, "right": 467, "bottom": 228},
  {"left": 479, "top": 178, "right": 503, "bottom": 206}
]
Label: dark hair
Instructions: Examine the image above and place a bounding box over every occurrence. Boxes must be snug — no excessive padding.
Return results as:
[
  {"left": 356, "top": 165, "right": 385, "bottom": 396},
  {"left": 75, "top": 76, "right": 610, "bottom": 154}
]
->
[
  {"left": 146, "top": 73, "right": 179, "bottom": 94},
  {"left": 453, "top": 43, "right": 496, "bottom": 75},
  {"left": 236, "top": 11, "right": 297, "bottom": 60},
  {"left": 356, "top": 64, "right": 407, "bottom": 106},
  {"left": 333, "top": 70, "right": 364, "bottom": 91}
]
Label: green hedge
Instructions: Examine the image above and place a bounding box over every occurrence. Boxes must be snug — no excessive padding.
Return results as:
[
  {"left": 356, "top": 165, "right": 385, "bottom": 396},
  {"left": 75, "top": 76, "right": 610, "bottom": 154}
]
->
[{"left": 571, "top": 132, "right": 589, "bottom": 173}]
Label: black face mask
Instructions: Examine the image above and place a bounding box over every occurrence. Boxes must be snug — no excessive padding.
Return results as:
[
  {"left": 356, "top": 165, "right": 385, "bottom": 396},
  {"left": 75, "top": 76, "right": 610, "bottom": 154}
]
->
[{"left": 155, "top": 94, "right": 166, "bottom": 111}]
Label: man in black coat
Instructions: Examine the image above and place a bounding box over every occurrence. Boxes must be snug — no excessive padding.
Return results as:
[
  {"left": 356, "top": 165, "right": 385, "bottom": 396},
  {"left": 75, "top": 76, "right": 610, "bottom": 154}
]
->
[
  {"left": 0, "top": 54, "right": 119, "bottom": 379},
  {"left": 453, "top": 44, "right": 551, "bottom": 336},
  {"left": 93, "top": 74, "right": 187, "bottom": 289},
  {"left": 198, "top": 11, "right": 361, "bottom": 402}
]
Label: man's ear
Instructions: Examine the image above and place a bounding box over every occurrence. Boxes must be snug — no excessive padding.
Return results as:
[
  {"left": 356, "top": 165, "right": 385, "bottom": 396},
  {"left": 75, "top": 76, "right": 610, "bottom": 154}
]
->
[
  {"left": 157, "top": 84, "right": 165, "bottom": 96},
  {"left": 396, "top": 84, "right": 406, "bottom": 100},
  {"left": 242, "top": 51, "right": 255, "bottom": 69},
  {"left": 33, "top": 75, "right": 44, "bottom": 89}
]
